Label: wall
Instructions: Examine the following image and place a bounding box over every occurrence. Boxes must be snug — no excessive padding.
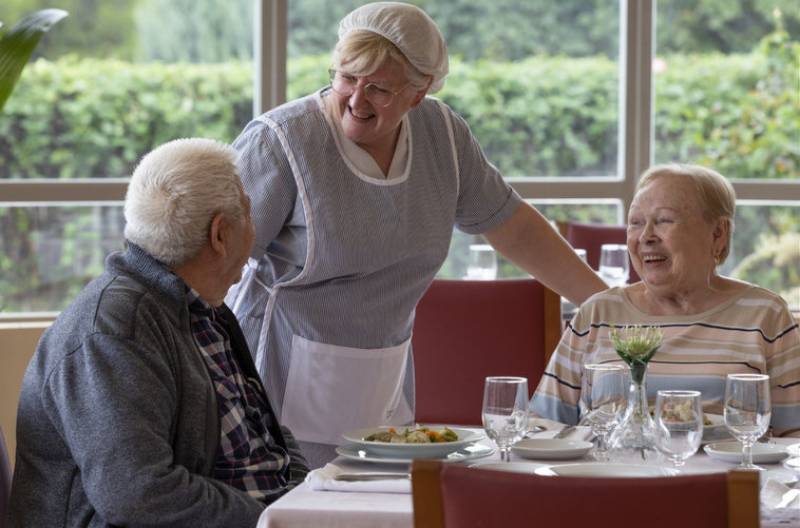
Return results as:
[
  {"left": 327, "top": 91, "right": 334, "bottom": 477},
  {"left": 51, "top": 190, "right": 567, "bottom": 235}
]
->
[{"left": 0, "top": 322, "right": 50, "bottom": 469}]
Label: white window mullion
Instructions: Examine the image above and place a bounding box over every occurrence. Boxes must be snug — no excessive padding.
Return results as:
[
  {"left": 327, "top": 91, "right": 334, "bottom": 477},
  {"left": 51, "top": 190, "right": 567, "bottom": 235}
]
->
[{"left": 620, "top": 0, "right": 653, "bottom": 213}]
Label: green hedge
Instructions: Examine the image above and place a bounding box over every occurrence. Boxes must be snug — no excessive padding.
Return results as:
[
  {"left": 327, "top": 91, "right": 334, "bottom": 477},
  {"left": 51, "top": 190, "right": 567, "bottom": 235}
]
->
[{"left": 2, "top": 42, "right": 797, "bottom": 180}]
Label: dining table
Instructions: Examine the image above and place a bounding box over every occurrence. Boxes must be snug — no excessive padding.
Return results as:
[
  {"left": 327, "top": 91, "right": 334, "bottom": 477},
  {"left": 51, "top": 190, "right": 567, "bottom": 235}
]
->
[{"left": 256, "top": 426, "right": 800, "bottom": 528}]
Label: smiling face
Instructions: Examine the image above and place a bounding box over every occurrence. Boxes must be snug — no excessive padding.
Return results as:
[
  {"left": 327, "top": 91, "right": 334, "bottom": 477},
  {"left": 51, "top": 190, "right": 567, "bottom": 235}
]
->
[
  {"left": 627, "top": 176, "right": 727, "bottom": 295},
  {"left": 332, "top": 58, "right": 426, "bottom": 159}
]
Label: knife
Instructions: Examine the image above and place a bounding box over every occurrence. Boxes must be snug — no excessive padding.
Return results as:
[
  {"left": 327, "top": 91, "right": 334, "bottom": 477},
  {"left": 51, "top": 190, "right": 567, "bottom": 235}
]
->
[{"left": 553, "top": 425, "right": 577, "bottom": 439}]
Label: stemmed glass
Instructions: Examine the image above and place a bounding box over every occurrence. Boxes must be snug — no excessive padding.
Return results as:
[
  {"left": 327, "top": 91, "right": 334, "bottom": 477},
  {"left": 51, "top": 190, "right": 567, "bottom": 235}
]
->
[
  {"left": 724, "top": 373, "right": 771, "bottom": 470},
  {"left": 580, "top": 364, "right": 627, "bottom": 461},
  {"left": 465, "top": 243, "right": 498, "bottom": 280},
  {"left": 654, "top": 390, "right": 703, "bottom": 468},
  {"left": 599, "top": 244, "right": 630, "bottom": 287},
  {"left": 482, "top": 376, "right": 528, "bottom": 462}
]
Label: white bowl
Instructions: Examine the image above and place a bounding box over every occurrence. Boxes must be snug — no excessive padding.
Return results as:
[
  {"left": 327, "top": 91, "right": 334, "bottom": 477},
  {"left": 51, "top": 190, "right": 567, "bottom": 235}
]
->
[{"left": 511, "top": 438, "right": 593, "bottom": 460}]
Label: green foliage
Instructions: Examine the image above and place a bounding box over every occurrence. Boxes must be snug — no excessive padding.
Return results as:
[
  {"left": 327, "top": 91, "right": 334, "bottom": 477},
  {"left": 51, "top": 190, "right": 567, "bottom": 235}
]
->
[
  {"left": 285, "top": 0, "right": 799, "bottom": 61},
  {"left": 2, "top": 0, "right": 137, "bottom": 59},
  {"left": 134, "top": 0, "right": 254, "bottom": 62},
  {"left": 654, "top": 32, "right": 800, "bottom": 179},
  {"left": 1, "top": 57, "right": 252, "bottom": 179},
  {"left": 732, "top": 232, "right": 800, "bottom": 308},
  {"left": 0, "top": 8, "right": 67, "bottom": 111}
]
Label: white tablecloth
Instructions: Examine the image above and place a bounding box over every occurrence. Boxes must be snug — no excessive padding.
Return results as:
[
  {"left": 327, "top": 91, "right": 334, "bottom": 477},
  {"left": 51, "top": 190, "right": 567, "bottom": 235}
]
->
[{"left": 258, "top": 432, "right": 800, "bottom": 528}]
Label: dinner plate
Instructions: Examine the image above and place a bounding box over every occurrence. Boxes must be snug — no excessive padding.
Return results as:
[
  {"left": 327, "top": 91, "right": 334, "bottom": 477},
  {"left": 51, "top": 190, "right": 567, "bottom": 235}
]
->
[
  {"left": 335, "top": 442, "right": 495, "bottom": 465},
  {"left": 534, "top": 463, "right": 679, "bottom": 478},
  {"left": 704, "top": 441, "right": 789, "bottom": 464},
  {"left": 341, "top": 426, "right": 483, "bottom": 458},
  {"left": 511, "top": 438, "right": 593, "bottom": 460},
  {"left": 785, "top": 442, "right": 800, "bottom": 457}
]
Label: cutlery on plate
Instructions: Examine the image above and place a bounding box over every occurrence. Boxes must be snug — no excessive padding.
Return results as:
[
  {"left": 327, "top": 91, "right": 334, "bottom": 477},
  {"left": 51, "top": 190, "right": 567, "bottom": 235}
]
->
[
  {"left": 524, "top": 424, "right": 546, "bottom": 438},
  {"left": 554, "top": 425, "right": 576, "bottom": 439},
  {"left": 333, "top": 472, "right": 410, "bottom": 482}
]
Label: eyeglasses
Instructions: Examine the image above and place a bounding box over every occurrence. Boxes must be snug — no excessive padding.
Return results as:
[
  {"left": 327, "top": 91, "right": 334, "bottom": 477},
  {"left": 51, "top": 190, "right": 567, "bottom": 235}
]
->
[{"left": 328, "top": 69, "right": 410, "bottom": 108}]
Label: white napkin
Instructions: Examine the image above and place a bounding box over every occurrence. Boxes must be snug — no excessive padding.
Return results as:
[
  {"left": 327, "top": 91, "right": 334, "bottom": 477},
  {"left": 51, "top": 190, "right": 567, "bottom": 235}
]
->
[
  {"left": 305, "top": 463, "right": 411, "bottom": 494},
  {"left": 762, "top": 478, "right": 800, "bottom": 510}
]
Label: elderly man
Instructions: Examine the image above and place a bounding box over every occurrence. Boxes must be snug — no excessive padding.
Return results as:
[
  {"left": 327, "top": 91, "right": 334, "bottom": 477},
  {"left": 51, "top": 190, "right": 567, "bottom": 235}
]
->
[{"left": 9, "top": 138, "right": 307, "bottom": 528}]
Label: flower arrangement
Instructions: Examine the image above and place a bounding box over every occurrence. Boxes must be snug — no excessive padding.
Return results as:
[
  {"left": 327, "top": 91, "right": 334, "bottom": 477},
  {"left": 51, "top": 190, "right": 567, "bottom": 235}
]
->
[
  {"left": 606, "top": 325, "right": 664, "bottom": 461},
  {"left": 610, "top": 325, "right": 663, "bottom": 384}
]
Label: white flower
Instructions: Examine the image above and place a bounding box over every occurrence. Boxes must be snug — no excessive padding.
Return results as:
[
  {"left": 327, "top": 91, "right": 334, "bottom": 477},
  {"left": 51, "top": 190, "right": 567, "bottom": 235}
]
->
[{"left": 610, "top": 325, "right": 663, "bottom": 363}]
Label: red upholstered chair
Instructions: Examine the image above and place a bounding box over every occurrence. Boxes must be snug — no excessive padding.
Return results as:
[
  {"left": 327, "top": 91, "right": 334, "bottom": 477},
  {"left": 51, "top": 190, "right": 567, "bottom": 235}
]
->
[
  {"left": 412, "top": 460, "right": 759, "bottom": 528},
  {"left": 412, "top": 279, "right": 561, "bottom": 425},
  {"left": 562, "top": 221, "right": 640, "bottom": 283}
]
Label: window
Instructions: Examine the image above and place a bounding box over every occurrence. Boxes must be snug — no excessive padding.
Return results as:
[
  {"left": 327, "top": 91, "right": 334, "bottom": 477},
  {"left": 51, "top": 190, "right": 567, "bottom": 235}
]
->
[
  {"left": 654, "top": 0, "right": 799, "bottom": 309},
  {"left": 0, "top": 0, "right": 254, "bottom": 313},
  {"left": 2, "top": 0, "right": 798, "bottom": 314}
]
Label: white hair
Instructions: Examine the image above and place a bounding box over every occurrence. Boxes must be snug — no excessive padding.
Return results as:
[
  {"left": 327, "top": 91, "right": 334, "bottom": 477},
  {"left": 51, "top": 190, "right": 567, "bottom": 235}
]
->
[{"left": 124, "top": 138, "right": 244, "bottom": 267}]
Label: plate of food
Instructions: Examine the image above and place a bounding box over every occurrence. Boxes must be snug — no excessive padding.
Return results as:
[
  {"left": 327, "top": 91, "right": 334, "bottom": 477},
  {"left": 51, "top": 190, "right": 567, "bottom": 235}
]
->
[
  {"left": 336, "top": 442, "right": 494, "bottom": 465},
  {"left": 341, "top": 425, "right": 484, "bottom": 458}
]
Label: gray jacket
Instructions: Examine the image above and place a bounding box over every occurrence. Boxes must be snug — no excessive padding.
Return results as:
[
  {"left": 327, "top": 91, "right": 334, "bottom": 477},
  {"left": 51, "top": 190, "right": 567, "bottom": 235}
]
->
[{"left": 9, "top": 244, "right": 308, "bottom": 527}]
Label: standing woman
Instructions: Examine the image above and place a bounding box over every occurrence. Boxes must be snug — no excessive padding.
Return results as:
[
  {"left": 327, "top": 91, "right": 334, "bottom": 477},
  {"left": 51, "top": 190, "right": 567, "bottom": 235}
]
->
[{"left": 228, "top": 2, "right": 606, "bottom": 468}]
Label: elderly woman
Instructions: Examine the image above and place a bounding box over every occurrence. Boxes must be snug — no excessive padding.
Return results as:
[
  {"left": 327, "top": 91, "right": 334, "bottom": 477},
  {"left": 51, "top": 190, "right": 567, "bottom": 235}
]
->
[
  {"left": 530, "top": 164, "right": 800, "bottom": 437},
  {"left": 227, "top": 2, "right": 605, "bottom": 467}
]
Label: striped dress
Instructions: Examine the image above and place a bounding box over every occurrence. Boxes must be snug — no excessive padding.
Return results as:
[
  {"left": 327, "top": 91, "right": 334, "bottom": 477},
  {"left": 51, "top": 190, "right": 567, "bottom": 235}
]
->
[
  {"left": 226, "top": 89, "right": 522, "bottom": 466},
  {"left": 530, "top": 285, "right": 800, "bottom": 436}
]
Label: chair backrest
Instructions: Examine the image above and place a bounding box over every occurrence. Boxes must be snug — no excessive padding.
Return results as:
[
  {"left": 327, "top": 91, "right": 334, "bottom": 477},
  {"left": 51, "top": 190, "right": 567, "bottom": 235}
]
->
[
  {"left": 411, "top": 279, "right": 561, "bottom": 425},
  {"left": 412, "top": 460, "right": 759, "bottom": 528},
  {"left": 0, "top": 425, "right": 11, "bottom": 528},
  {"left": 562, "top": 221, "right": 640, "bottom": 283}
]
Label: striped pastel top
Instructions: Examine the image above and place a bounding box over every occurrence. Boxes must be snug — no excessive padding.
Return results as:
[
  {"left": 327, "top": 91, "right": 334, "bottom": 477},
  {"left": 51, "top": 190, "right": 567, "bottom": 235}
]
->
[{"left": 530, "top": 285, "right": 800, "bottom": 436}]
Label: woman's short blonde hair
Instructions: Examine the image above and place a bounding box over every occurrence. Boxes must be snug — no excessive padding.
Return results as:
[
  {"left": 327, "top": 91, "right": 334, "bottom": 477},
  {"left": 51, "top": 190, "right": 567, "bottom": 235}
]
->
[
  {"left": 332, "top": 30, "right": 431, "bottom": 90},
  {"left": 637, "top": 163, "right": 736, "bottom": 263}
]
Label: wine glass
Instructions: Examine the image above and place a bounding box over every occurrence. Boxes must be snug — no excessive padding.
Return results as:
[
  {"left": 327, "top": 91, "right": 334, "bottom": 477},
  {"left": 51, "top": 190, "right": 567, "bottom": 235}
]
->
[
  {"left": 579, "top": 364, "right": 627, "bottom": 461},
  {"left": 654, "top": 390, "right": 703, "bottom": 468},
  {"left": 599, "top": 244, "right": 630, "bottom": 287},
  {"left": 482, "top": 376, "right": 528, "bottom": 462},
  {"left": 465, "top": 243, "right": 497, "bottom": 280},
  {"left": 724, "top": 373, "right": 771, "bottom": 470}
]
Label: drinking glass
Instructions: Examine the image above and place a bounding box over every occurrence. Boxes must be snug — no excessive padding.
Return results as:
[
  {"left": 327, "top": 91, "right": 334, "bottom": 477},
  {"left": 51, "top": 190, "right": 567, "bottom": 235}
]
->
[
  {"left": 465, "top": 244, "right": 497, "bottom": 280},
  {"left": 560, "top": 248, "right": 587, "bottom": 327},
  {"left": 579, "top": 364, "right": 627, "bottom": 461},
  {"left": 599, "top": 244, "right": 630, "bottom": 287},
  {"left": 654, "top": 390, "right": 703, "bottom": 468},
  {"left": 482, "top": 376, "right": 528, "bottom": 462},
  {"left": 724, "top": 373, "right": 771, "bottom": 470}
]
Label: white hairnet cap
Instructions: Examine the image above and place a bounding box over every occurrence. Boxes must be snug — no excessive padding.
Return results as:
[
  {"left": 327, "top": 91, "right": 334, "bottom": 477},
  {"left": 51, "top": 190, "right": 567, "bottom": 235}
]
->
[{"left": 338, "top": 2, "right": 449, "bottom": 93}]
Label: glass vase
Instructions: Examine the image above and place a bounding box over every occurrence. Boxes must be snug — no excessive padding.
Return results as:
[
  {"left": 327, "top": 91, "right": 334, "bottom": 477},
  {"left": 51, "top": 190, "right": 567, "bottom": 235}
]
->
[{"left": 607, "top": 362, "right": 659, "bottom": 463}]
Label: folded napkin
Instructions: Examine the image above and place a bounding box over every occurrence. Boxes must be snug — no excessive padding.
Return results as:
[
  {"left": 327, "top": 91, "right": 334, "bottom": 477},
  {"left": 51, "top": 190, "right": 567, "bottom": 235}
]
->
[
  {"left": 305, "top": 463, "right": 411, "bottom": 494},
  {"left": 762, "top": 478, "right": 800, "bottom": 510}
]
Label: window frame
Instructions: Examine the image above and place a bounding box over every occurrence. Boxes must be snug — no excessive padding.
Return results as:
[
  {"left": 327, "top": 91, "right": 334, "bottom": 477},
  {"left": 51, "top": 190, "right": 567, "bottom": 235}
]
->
[{"left": 0, "top": 0, "right": 797, "bottom": 316}]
